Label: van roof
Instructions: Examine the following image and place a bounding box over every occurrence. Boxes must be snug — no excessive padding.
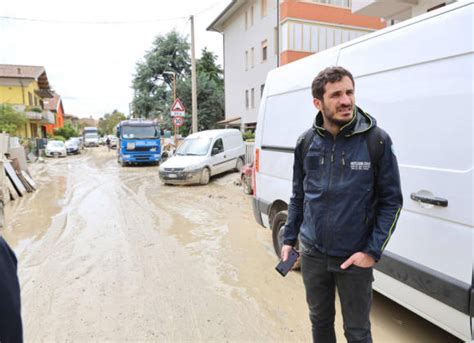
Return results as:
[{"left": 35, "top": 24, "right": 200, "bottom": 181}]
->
[
  {"left": 185, "top": 129, "right": 241, "bottom": 140},
  {"left": 265, "top": 0, "right": 472, "bottom": 98}
]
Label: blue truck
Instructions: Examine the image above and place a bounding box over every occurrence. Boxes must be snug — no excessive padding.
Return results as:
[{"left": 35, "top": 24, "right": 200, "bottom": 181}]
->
[{"left": 116, "top": 119, "right": 161, "bottom": 166}]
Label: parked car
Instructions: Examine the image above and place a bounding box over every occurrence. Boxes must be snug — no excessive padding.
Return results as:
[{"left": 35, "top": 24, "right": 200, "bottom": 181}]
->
[
  {"left": 159, "top": 129, "right": 245, "bottom": 185},
  {"left": 240, "top": 162, "right": 254, "bottom": 195},
  {"left": 107, "top": 135, "right": 118, "bottom": 149},
  {"left": 45, "top": 140, "right": 67, "bottom": 157},
  {"left": 65, "top": 139, "right": 81, "bottom": 155},
  {"left": 71, "top": 137, "right": 84, "bottom": 150}
]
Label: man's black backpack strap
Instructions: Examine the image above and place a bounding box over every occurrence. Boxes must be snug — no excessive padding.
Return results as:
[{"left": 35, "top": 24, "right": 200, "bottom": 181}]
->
[
  {"left": 301, "top": 128, "right": 316, "bottom": 160},
  {"left": 366, "top": 126, "right": 388, "bottom": 179}
]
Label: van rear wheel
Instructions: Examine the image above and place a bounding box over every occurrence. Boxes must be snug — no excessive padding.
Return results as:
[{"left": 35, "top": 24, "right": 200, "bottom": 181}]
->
[
  {"left": 271, "top": 210, "right": 300, "bottom": 269},
  {"left": 271, "top": 210, "right": 288, "bottom": 257}
]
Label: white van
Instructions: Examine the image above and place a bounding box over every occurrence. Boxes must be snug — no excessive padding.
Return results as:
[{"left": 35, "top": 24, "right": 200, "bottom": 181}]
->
[
  {"left": 159, "top": 129, "right": 245, "bottom": 185},
  {"left": 253, "top": 2, "right": 473, "bottom": 341}
]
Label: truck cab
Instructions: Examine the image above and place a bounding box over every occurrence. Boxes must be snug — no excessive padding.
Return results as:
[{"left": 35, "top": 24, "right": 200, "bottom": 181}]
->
[{"left": 116, "top": 119, "right": 161, "bottom": 166}]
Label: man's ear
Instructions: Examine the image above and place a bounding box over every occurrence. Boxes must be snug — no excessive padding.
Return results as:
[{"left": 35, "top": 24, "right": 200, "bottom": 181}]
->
[{"left": 313, "top": 98, "right": 322, "bottom": 111}]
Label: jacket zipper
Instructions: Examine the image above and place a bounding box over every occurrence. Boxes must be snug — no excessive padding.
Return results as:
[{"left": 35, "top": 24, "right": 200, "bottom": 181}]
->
[{"left": 324, "top": 137, "right": 337, "bottom": 251}]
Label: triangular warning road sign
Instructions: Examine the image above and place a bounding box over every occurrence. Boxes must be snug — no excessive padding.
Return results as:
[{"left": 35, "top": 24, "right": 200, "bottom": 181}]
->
[{"left": 171, "top": 98, "right": 185, "bottom": 112}]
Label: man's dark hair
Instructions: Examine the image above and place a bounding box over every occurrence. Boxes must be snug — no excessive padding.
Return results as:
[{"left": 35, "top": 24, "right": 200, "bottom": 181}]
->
[{"left": 311, "top": 66, "right": 355, "bottom": 100}]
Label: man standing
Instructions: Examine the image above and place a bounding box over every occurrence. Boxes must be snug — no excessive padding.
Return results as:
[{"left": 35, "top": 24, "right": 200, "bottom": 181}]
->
[
  {"left": 0, "top": 236, "right": 23, "bottom": 342},
  {"left": 281, "top": 66, "right": 402, "bottom": 343}
]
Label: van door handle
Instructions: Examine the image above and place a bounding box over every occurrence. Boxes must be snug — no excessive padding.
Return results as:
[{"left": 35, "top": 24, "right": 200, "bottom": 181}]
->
[
  {"left": 223, "top": 155, "right": 226, "bottom": 158},
  {"left": 410, "top": 193, "right": 448, "bottom": 207}
]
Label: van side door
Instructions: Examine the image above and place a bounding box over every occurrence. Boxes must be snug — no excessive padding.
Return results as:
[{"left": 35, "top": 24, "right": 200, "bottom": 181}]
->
[{"left": 209, "top": 138, "right": 225, "bottom": 175}]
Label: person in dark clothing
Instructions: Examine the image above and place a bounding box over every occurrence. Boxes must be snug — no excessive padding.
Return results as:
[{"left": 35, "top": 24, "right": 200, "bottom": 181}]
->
[
  {"left": 281, "top": 66, "right": 403, "bottom": 343},
  {"left": 0, "top": 236, "right": 23, "bottom": 343},
  {"left": 106, "top": 137, "right": 111, "bottom": 151}
]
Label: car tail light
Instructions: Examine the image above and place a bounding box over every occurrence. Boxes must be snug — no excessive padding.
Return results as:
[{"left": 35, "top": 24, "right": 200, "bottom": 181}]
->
[{"left": 255, "top": 148, "right": 260, "bottom": 173}]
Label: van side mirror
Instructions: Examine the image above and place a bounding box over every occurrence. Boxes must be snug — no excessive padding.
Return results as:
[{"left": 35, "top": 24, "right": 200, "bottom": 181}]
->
[{"left": 212, "top": 147, "right": 219, "bottom": 156}]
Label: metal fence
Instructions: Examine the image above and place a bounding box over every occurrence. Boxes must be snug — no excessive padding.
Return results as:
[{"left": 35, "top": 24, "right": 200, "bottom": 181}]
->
[{"left": 244, "top": 142, "right": 254, "bottom": 164}]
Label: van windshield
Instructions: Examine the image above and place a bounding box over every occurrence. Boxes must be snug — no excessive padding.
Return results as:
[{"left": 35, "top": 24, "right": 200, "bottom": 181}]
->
[{"left": 176, "top": 138, "right": 211, "bottom": 156}]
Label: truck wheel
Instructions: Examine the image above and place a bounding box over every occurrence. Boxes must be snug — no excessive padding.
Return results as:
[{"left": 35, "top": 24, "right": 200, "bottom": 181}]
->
[
  {"left": 235, "top": 157, "right": 244, "bottom": 172},
  {"left": 200, "top": 168, "right": 210, "bottom": 185},
  {"left": 271, "top": 210, "right": 288, "bottom": 257}
]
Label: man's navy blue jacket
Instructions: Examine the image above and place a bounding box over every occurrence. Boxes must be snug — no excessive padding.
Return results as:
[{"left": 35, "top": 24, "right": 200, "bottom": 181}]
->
[
  {"left": 283, "top": 106, "right": 403, "bottom": 261},
  {"left": 0, "top": 236, "right": 23, "bottom": 342}
]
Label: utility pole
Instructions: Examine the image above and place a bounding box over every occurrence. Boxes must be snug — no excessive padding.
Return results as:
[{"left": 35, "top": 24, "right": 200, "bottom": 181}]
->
[{"left": 190, "top": 15, "right": 198, "bottom": 133}]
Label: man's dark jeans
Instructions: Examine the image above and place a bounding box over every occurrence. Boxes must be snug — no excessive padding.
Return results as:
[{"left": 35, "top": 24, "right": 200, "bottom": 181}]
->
[
  {"left": 0, "top": 236, "right": 23, "bottom": 343},
  {"left": 301, "top": 244, "right": 373, "bottom": 343}
]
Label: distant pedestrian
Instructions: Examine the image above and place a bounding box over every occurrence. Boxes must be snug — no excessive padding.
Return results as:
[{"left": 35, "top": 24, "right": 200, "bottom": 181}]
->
[
  {"left": 0, "top": 236, "right": 23, "bottom": 342},
  {"left": 106, "top": 137, "right": 111, "bottom": 151},
  {"left": 281, "top": 66, "right": 403, "bottom": 343}
]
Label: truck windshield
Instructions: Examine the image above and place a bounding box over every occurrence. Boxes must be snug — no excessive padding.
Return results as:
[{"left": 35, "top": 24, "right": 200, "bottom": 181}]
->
[
  {"left": 85, "top": 133, "right": 98, "bottom": 138},
  {"left": 121, "top": 126, "right": 159, "bottom": 139},
  {"left": 176, "top": 138, "right": 212, "bottom": 156}
]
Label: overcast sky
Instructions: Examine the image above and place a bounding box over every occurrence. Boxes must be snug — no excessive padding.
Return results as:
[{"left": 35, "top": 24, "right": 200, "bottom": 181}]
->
[{"left": 0, "top": 0, "right": 231, "bottom": 119}]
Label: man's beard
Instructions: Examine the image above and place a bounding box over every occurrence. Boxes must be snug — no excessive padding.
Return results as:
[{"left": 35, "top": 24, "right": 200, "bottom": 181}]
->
[{"left": 321, "top": 102, "right": 353, "bottom": 127}]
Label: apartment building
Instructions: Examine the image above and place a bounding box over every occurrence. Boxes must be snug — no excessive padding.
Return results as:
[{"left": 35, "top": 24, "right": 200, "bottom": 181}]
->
[
  {"left": 208, "top": 0, "right": 384, "bottom": 131},
  {"left": 208, "top": 0, "right": 278, "bottom": 131},
  {"left": 0, "top": 64, "right": 56, "bottom": 138},
  {"left": 280, "top": 0, "right": 384, "bottom": 64}
]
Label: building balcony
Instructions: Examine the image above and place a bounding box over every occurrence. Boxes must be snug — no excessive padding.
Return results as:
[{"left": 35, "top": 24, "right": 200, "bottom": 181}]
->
[
  {"left": 352, "top": 0, "right": 418, "bottom": 19},
  {"left": 25, "top": 111, "right": 43, "bottom": 120},
  {"left": 42, "top": 110, "right": 55, "bottom": 124}
]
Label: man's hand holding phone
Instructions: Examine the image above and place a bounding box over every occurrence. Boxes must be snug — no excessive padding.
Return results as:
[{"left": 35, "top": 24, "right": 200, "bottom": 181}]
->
[
  {"left": 276, "top": 245, "right": 299, "bottom": 277},
  {"left": 281, "top": 245, "right": 293, "bottom": 262}
]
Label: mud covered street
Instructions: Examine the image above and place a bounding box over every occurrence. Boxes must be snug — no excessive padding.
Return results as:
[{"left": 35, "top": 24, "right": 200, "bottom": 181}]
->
[{"left": 2, "top": 147, "right": 460, "bottom": 342}]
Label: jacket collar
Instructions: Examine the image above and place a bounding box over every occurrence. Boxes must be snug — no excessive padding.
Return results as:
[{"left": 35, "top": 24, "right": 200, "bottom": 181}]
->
[{"left": 313, "top": 106, "right": 376, "bottom": 137}]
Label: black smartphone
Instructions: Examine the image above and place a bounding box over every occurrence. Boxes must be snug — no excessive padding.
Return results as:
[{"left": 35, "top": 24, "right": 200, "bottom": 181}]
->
[{"left": 275, "top": 248, "right": 300, "bottom": 277}]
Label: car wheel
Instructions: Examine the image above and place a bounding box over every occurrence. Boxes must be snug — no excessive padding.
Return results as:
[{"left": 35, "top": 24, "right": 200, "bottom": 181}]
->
[
  {"left": 241, "top": 174, "right": 252, "bottom": 194},
  {"left": 235, "top": 157, "right": 244, "bottom": 172},
  {"left": 200, "top": 167, "right": 210, "bottom": 185}
]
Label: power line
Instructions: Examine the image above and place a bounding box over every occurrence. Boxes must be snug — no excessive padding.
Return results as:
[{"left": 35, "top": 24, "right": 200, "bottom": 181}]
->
[{"left": 0, "top": 15, "right": 188, "bottom": 25}]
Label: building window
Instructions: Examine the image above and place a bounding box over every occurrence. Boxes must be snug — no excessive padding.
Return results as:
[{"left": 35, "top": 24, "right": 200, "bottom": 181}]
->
[
  {"left": 28, "top": 92, "right": 33, "bottom": 106},
  {"left": 261, "top": 40, "right": 268, "bottom": 62},
  {"left": 245, "top": 90, "right": 249, "bottom": 109},
  {"left": 34, "top": 96, "right": 38, "bottom": 106},
  {"left": 245, "top": 10, "right": 248, "bottom": 30},
  {"left": 250, "top": 47, "right": 255, "bottom": 68},
  {"left": 260, "top": 84, "right": 265, "bottom": 97},
  {"left": 251, "top": 88, "right": 255, "bottom": 108},
  {"left": 311, "top": 0, "right": 351, "bottom": 8},
  {"left": 245, "top": 50, "right": 248, "bottom": 70},
  {"left": 261, "top": 0, "right": 267, "bottom": 17},
  {"left": 250, "top": 6, "right": 254, "bottom": 26}
]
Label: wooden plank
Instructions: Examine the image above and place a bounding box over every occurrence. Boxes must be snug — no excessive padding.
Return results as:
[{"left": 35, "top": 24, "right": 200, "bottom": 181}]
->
[
  {"left": 17, "top": 173, "right": 33, "bottom": 192},
  {"left": 4, "top": 161, "right": 26, "bottom": 196},
  {"left": 21, "top": 171, "right": 37, "bottom": 190},
  {"left": 6, "top": 178, "right": 18, "bottom": 200}
]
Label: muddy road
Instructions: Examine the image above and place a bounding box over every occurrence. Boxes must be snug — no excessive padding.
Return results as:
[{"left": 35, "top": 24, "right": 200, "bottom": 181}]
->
[{"left": 2, "top": 147, "right": 460, "bottom": 342}]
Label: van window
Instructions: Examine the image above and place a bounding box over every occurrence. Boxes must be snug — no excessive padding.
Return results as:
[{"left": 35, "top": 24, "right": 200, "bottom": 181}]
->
[{"left": 211, "top": 138, "right": 224, "bottom": 155}]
